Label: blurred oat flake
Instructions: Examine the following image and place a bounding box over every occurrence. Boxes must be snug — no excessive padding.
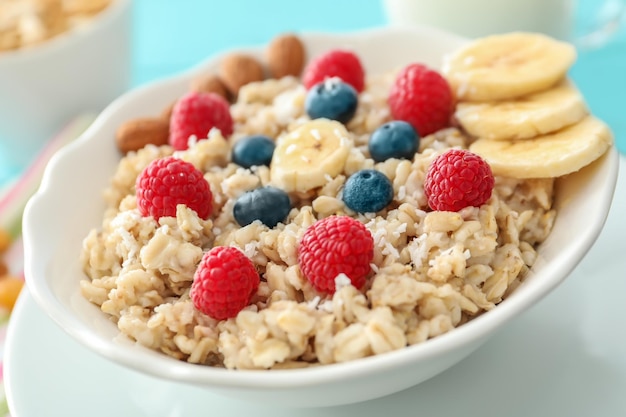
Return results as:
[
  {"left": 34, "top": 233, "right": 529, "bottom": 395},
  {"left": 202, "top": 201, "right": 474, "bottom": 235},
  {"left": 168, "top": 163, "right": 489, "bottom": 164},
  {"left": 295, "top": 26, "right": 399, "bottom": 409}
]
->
[{"left": 0, "top": 0, "right": 111, "bottom": 51}]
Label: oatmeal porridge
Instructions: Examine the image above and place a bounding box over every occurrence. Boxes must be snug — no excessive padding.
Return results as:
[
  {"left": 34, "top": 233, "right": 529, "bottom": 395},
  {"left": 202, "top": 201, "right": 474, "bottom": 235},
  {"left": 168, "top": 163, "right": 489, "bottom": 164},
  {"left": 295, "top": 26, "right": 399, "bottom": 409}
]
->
[{"left": 79, "top": 32, "right": 611, "bottom": 370}]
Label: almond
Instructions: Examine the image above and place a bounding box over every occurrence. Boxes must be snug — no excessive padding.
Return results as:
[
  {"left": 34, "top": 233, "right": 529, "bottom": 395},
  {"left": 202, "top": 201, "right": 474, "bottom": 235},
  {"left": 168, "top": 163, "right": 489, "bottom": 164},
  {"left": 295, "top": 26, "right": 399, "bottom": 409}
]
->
[
  {"left": 219, "top": 53, "right": 264, "bottom": 96},
  {"left": 190, "top": 73, "right": 230, "bottom": 100},
  {"left": 160, "top": 100, "right": 176, "bottom": 122},
  {"left": 116, "top": 117, "right": 169, "bottom": 154},
  {"left": 267, "top": 34, "right": 306, "bottom": 79}
]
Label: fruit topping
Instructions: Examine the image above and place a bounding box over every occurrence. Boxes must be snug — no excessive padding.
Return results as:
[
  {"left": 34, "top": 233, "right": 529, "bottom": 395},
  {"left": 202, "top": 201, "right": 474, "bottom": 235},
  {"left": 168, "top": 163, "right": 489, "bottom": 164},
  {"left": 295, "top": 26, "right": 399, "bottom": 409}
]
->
[
  {"left": 342, "top": 169, "right": 394, "bottom": 213},
  {"left": 302, "top": 49, "right": 365, "bottom": 92},
  {"left": 454, "top": 80, "right": 588, "bottom": 142},
  {"left": 298, "top": 216, "right": 373, "bottom": 294},
  {"left": 443, "top": 32, "right": 610, "bottom": 180},
  {"left": 233, "top": 186, "right": 291, "bottom": 228},
  {"left": 231, "top": 134, "right": 276, "bottom": 169},
  {"left": 424, "top": 149, "right": 494, "bottom": 212},
  {"left": 368, "top": 120, "right": 419, "bottom": 162},
  {"left": 469, "top": 116, "right": 612, "bottom": 179},
  {"left": 190, "top": 246, "right": 259, "bottom": 320},
  {"left": 442, "top": 32, "right": 576, "bottom": 102},
  {"left": 305, "top": 78, "right": 359, "bottom": 124},
  {"left": 169, "top": 91, "right": 233, "bottom": 151},
  {"left": 388, "top": 63, "right": 454, "bottom": 137},
  {"left": 270, "top": 119, "right": 353, "bottom": 193},
  {"left": 135, "top": 156, "right": 213, "bottom": 220}
]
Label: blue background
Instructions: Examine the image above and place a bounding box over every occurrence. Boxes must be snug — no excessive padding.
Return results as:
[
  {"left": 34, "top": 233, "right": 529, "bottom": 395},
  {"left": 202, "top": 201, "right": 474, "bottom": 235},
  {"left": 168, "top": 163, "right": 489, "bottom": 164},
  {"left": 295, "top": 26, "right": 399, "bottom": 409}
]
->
[{"left": 1, "top": 0, "right": 624, "bottom": 186}]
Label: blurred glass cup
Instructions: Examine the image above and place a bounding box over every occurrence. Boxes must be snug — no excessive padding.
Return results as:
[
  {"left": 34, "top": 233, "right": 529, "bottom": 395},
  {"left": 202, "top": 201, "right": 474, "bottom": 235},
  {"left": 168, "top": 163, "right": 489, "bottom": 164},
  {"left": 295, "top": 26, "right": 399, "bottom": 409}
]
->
[
  {"left": 383, "top": 0, "right": 624, "bottom": 46},
  {"left": 0, "top": 0, "right": 132, "bottom": 176}
]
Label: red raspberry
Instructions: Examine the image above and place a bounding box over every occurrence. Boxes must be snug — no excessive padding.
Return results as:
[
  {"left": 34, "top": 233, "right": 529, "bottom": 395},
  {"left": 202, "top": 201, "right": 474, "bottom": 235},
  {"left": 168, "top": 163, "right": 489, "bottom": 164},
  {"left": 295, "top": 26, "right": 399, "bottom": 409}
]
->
[
  {"left": 388, "top": 63, "right": 454, "bottom": 137},
  {"left": 190, "top": 246, "right": 259, "bottom": 320},
  {"left": 169, "top": 91, "right": 233, "bottom": 151},
  {"left": 135, "top": 156, "right": 212, "bottom": 220},
  {"left": 302, "top": 49, "right": 365, "bottom": 92},
  {"left": 424, "top": 149, "right": 494, "bottom": 212},
  {"left": 298, "top": 216, "right": 374, "bottom": 294}
]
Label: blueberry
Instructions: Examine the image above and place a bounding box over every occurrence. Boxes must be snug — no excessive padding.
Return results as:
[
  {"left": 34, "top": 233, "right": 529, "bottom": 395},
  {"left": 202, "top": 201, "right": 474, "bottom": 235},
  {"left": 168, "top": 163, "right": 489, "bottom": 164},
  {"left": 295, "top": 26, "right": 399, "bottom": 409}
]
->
[
  {"left": 232, "top": 135, "right": 276, "bottom": 168},
  {"left": 305, "top": 78, "right": 358, "bottom": 124},
  {"left": 368, "top": 121, "right": 419, "bottom": 162},
  {"left": 342, "top": 169, "right": 394, "bottom": 213},
  {"left": 233, "top": 186, "right": 291, "bottom": 228}
]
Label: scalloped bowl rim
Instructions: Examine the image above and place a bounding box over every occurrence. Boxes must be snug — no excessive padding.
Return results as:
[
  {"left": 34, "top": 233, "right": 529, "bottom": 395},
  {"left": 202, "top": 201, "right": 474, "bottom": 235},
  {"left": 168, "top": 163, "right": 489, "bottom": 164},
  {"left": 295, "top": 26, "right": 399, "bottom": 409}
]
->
[{"left": 22, "top": 26, "right": 619, "bottom": 394}]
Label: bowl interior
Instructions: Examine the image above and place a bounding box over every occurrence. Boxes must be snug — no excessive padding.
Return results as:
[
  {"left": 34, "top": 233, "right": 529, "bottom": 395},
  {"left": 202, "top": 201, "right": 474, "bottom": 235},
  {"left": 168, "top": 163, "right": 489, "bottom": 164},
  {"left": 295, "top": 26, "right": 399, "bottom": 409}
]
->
[{"left": 22, "top": 26, "right": 619, "bottom": 391}]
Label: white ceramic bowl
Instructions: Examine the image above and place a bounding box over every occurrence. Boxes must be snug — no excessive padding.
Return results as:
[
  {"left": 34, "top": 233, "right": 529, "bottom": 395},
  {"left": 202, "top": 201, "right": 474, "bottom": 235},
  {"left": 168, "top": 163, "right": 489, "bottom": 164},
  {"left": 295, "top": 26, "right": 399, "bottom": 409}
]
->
[
  {"left": 0, "top": 0, "right": 132, "bottom": 168},
  {"left": 22, "top": 26, "right": 619, "bottom": 407}
]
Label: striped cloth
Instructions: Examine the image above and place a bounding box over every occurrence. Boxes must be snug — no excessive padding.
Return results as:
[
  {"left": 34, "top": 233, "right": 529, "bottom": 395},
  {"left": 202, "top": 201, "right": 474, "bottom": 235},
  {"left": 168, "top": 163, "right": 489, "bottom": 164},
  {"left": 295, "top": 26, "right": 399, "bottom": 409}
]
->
[
  {"left": 0, "top": 236, "right": 23, "bottom": 416},
  {"left": 0, "top": 115, "right": 95, "bottom": 416}
]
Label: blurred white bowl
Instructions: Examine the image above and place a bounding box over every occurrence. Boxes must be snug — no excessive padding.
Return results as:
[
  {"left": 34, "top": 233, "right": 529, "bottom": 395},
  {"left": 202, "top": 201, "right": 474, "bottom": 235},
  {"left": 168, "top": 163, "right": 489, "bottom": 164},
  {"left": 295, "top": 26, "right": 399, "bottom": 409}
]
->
[
  {"left": 0, "top": 0, "right": 132, "bottom": 168},
  {"left": 22, "top": 26, "right": 619, "bottom": 407}
]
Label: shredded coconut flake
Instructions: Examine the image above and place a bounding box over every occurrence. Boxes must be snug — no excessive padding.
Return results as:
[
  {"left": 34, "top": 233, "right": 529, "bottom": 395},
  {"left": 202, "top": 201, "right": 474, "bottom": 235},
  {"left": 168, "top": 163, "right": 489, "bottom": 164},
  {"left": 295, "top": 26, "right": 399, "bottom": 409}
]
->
[
  {"left": 285, "top": 143, "right": 297, "bottom": 155},
  {"left": 243, "top": 304, "right": 259, "bottom": 313},
  {"left": 398, "top": 185, "right": 407, "bottom": 200},
  {"left": 334, "top": 273, "right": 352, "bottom": 290},
  {"left": 220, "top": 181, "right": 231, "bottom": 195},
  {"left": 187, "top": 134, "right": 198, "bottom": 148},
  {"left": 408, "top": 233, "right": 429, "bottom": 268},
  {"left": 392, "top": 222, "right": 407, "bottom": 238},
  {"left": 118, "top": 228, "right": 138, "bottom": 267},
  {"left": 318, "top": 299, "right": 334, "bottom": 313},
  {"left": 243, "top": 241, "right": 259, "bottom": 258},
  {"left": 311, "top": 129, "right": 321, "bottom": 140},
  {"left": 307, "top": 296, "right": 321, "bottom": 310},
  {"left": 208, "top": 127, "right": 221, "bottom": 139},
  {"left": 324, "top": 77, "right": 341, "bottom": 89},
  {"left": 110, "top": 210, "right": 141, "bottom": 230},
  {"left": 383, "top": 242, "right": 400, "bottom": 260},
  {"left": 440, "top": 246, "right": 455, "bottom": 257},
  {"left": 273, "top": 89, "right": 302, "bottom": 125},
  {"left": 433, "top": 141, "right": 449, "bottom": 151},
  {"left": 360, "top": 92, "right": 373, "bottom": 103}
]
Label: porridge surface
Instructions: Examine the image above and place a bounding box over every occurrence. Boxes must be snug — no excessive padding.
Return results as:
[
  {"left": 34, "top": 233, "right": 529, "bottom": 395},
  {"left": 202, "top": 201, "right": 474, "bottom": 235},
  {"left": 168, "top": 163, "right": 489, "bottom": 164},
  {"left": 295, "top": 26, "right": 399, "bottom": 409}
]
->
[{"left": 80, "top": 70, "right": 556, "bottom": 369}]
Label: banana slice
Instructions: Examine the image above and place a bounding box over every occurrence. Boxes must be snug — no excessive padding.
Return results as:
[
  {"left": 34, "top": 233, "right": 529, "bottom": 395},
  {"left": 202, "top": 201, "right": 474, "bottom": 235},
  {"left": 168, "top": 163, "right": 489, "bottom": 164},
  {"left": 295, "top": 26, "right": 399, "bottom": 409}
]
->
[
  {"left": 270, "top": 119, "right": 353, "bottom": 193},
  {"left": 469, "top": 116, "right": 612, "bottom": 178},
  {"left": 443, "top": 32, "right": 576, "bottom": 102},
  {"left": 456, "top": 80, "right": 589, "bottom": 141}
]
